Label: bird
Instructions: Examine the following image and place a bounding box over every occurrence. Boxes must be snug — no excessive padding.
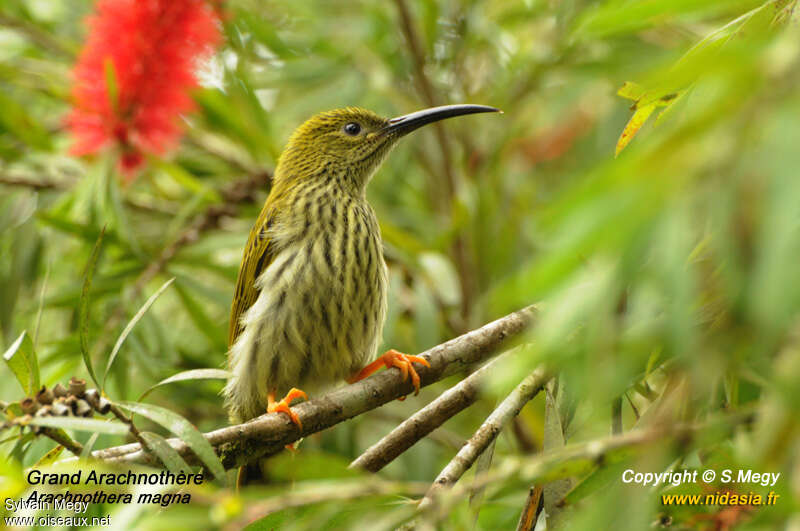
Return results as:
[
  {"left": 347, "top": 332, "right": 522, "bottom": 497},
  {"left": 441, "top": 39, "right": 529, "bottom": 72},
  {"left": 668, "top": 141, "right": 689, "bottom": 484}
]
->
[{"left": 223, "top": 104, "right": 500, "bottom": 442}]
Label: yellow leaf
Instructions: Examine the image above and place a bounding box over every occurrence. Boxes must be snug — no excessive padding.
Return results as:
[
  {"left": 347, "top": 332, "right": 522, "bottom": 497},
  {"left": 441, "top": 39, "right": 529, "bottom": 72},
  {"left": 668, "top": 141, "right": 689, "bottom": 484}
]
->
[
  {"left": 617, "top": 81, "right": 646, "bottom": 101},
  {"left": 615, "top": 103, "right": 656, "bottom": 157},
  {"left": 33, "top": 444, "right": 64, "bottom": 468}
]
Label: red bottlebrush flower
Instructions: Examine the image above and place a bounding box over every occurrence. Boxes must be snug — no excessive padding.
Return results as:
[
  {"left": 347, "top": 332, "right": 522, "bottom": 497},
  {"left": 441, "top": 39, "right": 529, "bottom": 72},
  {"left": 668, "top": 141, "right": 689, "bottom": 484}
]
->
[{"left": 68, "top": 0, "right": 221, "bottom": 177}]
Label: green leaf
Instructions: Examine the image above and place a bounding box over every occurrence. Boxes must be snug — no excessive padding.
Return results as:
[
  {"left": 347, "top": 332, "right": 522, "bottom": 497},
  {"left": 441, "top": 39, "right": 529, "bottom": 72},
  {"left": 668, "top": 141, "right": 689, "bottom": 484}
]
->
[
  {"left": 418, "top": 252, "right": 460, "bottom": 306},
  {"left": 79, "top": 227, "right": 106, "bottom": 388},
  {"left": 560, "top": 460, "right": 630, "bottom": 506},
  {"left": 2, "top": 331, "right": 39, "bottom": 395},
  {"left": 103, "top": 277, "right": 175, "bottom": 389},
  {"left": 28, "top": 417, "right": 129, "bottom": 435},
  {"left": 173, "top": 279, "right": 227, "bottom": 348},
  {"left": 159, "top": 161, "right": 222, "bottom": 202},
  {"left": 118, "top": 401, "right": 226, "bottom": 482},
  {"left": 573, "top": 0, "right": 760, "bottom": 39},
  {"left": 36, "top": 213, "right": 116, "bottom": 245},
  {"left": 469, "top": 438, "right": 495, "bottom": 523},
  {"left": 140, "top": 431, "right": 192, "bottom": 474},
  {"left": 617, "top": 81, "right": 646, "bottom": 101},
  {"left": 0, "top": 455, "right": 25, "bottom": 500},
  {"left": 0, "top": 91, "right": 52, "bottom": 150},
  {"left": 80, "top": 433, "right": 100, "bottom": 460},
  {"left": 269, "top": 451, "right": 362, "bottom": 482},
  {"left": 139, "top": 368, "right": 230, "bottom": 402},
  {"left": 3, "top": 402, "right": 23, "bottom": 419}
]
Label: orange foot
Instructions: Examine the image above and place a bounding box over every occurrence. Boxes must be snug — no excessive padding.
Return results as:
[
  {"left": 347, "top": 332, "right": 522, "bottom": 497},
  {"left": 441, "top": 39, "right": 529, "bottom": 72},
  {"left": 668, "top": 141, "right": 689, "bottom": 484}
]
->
[
  {"left": 267, "top": 388, "right": 308, "bottom": 429},
  {"left": 348, "top": 349, "right": 431, "bottom": 397}
]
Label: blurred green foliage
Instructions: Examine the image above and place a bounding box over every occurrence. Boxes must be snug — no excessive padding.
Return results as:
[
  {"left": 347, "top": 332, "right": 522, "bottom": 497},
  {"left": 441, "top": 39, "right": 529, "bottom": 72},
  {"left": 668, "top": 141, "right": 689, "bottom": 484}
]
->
[{"left": 1, "top": 0, "right": 799, "bottom": 529}]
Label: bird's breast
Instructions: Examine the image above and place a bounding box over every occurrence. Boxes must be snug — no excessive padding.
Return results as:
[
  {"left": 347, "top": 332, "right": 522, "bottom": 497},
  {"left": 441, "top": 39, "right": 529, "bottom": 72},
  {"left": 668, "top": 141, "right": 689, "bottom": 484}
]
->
[{"left": 254, "top": 195, "right": 388, "bottom": 386}]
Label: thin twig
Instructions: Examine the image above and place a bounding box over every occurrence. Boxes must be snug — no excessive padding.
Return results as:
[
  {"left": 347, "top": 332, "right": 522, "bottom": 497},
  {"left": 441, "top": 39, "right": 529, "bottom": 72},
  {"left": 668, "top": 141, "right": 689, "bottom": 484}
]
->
[
  {"left": 107, "top": 403, "right": 151, "bottom": 456},
  {"left": 72, "top": 305, "right": 538, "bottom": 469},
  {"left": 350, "top": 350, "right": 516, "bottom": 472},
  {"left": 40, "top": 427, "right": 84, "bottom": 456},
  {"left": 418, "top": 367, "right": 550, "bottom": 509}
]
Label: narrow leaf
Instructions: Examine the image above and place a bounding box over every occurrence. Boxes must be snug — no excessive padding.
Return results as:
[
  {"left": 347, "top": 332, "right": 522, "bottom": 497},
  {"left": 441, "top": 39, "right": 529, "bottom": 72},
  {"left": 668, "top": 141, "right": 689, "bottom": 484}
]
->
[
  {"left": 469, "top": 438, "right": 496, "bottom": 523},
  {"left": 139, "top": 368, "right": 230, "bottom": 401},
  {"left": 615, "top": 103, "right": 656, "bottom": 157},
  {"left": 33, "top": 445, "right": 65, "bottom": 468},
  {"left": 560, "top": 460, "right": 630, "bottom": 506},
  {"left": 79, "top": 227, "right": 106, "bottom": 388},
  {"left": 80, "top": 433, "right": 100, "bottom": 460},
  {"left": 103, "top": 277, "right": 175, "bottom": 389},
  {"left": 3, "top": 331, "right": 40, "bottom": 395},
  {"left": 160, "top": 162, "right": 221, "bottom": 202},
  {"left": 654, "top": 90, "right": 687, "bottom": 126},
  {"left": 617, "top": 81, "right": 646, "bottom": 101},
  {"left": 29, "top": 417, "right": 129, "bottom": 435},
  {"left": 173, "top": 280, "right": 227, "bottom": 348},
  {"left": 140, "top": 431, "right": 192, "bottom": 474},
  {"left": 118, "top": 401, "right": 225, "bottom": 482}
]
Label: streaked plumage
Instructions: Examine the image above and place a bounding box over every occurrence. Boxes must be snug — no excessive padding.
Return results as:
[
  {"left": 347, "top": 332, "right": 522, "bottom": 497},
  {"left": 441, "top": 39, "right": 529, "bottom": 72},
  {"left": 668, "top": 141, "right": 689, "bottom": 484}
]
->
[{"left": 223, "top": 105, "right": 500, "bottom": 425}]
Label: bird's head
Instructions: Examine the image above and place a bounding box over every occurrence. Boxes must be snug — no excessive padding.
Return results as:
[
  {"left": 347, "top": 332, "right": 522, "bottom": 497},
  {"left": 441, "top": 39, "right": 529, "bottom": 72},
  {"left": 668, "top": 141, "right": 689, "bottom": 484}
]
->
[{"left": 274, "top": 104, "right": 500, "bottom": 195}]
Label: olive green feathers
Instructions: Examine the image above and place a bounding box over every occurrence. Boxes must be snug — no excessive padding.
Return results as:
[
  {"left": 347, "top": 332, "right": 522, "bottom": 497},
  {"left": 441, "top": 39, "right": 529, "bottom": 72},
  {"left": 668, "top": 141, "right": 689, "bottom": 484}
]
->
[{"left": 223, "top": 105, "right": 499, "bottom": 423}]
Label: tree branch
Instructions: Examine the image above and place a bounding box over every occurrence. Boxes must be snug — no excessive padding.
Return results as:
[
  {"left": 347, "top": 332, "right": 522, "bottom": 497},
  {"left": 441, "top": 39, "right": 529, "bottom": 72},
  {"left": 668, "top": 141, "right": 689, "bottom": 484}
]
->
[
  {"left": 350, "top": 349, "right": 515, "bottom": 472},
  {"left": 79, "top": 305, "right": 537, "bottom": 468},
  {"left": 418, "top": 367, "right": 550, "bottom": 509}
]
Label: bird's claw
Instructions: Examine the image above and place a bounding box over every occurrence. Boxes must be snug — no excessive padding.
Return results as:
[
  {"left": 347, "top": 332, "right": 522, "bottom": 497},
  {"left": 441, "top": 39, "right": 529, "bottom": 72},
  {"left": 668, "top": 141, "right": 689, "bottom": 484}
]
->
[
  {"left": 267, "top": 387, "right": 308, "bottom": 429},
  {"left": 380, "top": 349, "right": 430, "bottom": 396}
]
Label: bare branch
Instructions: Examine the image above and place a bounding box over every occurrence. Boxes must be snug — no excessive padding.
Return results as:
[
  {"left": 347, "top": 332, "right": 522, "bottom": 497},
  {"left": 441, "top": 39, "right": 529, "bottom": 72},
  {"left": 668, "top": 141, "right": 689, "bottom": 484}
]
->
[
  {"left": 350, "top": 350, "right": 515, "bottom": 472},
  {"left": 78, "top": 305, "right": 538, "bottom": 468},
  {"left": 418, "top": 367, "right": 550, "bottom": 510}
]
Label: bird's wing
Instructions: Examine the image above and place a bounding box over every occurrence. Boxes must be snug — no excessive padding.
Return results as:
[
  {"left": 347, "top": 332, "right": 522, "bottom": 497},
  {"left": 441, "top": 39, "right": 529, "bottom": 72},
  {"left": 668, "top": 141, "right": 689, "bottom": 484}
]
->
[{"left": 228, "top": 203, "right": 276, "bottom": 347}]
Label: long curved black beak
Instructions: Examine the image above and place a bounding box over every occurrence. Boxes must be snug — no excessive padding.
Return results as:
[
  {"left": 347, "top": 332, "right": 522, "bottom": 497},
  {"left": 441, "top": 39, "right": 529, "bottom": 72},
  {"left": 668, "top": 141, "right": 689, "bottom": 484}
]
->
[{"left": 382, "top": 104, "right": 501, "bottom": 137}]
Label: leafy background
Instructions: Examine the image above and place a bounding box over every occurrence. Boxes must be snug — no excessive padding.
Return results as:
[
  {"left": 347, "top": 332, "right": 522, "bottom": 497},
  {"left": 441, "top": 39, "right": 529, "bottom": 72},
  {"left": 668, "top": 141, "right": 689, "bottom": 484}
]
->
[{"left": 1, "top": 0, "right": 799, "bottom": 529}]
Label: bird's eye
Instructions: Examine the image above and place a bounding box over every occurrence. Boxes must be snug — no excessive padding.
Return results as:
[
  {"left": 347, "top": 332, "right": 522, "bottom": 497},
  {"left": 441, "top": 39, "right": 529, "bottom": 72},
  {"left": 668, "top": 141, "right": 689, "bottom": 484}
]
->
[{"left": 343, "top": 122, "right": 361, "bottom": 136}]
